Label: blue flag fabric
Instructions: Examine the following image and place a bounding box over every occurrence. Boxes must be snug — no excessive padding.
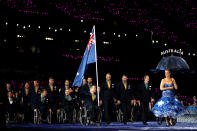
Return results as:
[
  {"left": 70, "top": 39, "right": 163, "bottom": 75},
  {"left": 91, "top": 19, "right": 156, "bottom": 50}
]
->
[{"left": 72, "top": 26, "right": 96, "bottom": 87}]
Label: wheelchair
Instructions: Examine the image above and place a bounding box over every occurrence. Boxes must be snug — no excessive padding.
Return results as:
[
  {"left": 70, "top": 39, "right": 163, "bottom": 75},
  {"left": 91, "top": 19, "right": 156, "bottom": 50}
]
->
[
  {"left": 79, "top": 106, "right": 89, "bottom": 125},
  {"left": 79, "top": 106, "right": 103, "bottom": 125},
  {"left": 73, "top": 108, "right": 78, "bottom": 123},
  {"left": 131, "top": 100, "right": 142, "bottom": 122},
  {"left": 57, "top": 109, "right": 65, "bottom": 123},
  {"left": 97, "top": 107, "right": 103, "bottom": 124},
  {"left": 114, "top": 104, "right": 124, "bottom": 123},
  {"left": 116, "top": 108, "right": 124, "bottom": 123},
  {"left": 6, "top": 112, "right": 24, "bottom": 124},
  {"left": 130, "top": 106, "right": 135, "bottom": 122},
  {"left": 34, "top": 109, "right": 51, "bottom": 124},
  {"left": 57, "top": 108, "right": 77, "bottom": 123}
]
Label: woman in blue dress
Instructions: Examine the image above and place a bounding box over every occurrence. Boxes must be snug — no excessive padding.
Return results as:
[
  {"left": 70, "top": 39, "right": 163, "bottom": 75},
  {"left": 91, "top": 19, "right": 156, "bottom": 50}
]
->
[{"left": 151, "top": 69, "right": 185, "bottom": 126}]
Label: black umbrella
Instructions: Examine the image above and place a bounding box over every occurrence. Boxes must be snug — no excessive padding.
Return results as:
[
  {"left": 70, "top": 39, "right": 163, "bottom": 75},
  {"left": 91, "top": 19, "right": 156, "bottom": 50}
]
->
[{"left": 156, "top": 55, "right": 190, "bottom": 71}]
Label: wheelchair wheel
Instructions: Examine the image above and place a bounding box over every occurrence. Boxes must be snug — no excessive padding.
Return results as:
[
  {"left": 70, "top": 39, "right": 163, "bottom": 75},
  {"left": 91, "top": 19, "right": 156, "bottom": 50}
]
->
[
  {"left": 120, "top": 110, "right": 124, "bottom": 123},
  {"left": 57, "top": 110, "right": 61, "bottom": 123},
  {"left": 47, "top": 111, "right": 52, "bottom": 124},
  {"left": 6, "top": 113, "right": 9, "bottom": 124},
  {"left": 116, "top": 109, "right": 120, "bottom": 122},
  {"left": 116, "top": 109, "right": 123, "bottom": 123},
  {"left": 97, "top": 109, "right": 102, "bottom": 123},
  {"left": 130, "top": 108, "right": 134, "bottom": 122},
  {"left": 34, "top": 110, "right": 41, "bottom": 124},
  {"left": 173, "top": 118, "right": 177, "bottom": 125},
  {"left": 77, "top": 109, "right": 81, "bottom": 123},
  {"left": 79, "top": 107, "right": 87, "bottom": 125},
  {"left": 6, "top": 113, "right": 10, "bottom": 124},
  {"left": 62, "top": 110, "right": 67, "bottom": 123},
  {"left": 16, "top": 114, "right": 24, "bottom": 124},
  {"left": 73, "top": 109, "right": 77, "bottom": 123}
]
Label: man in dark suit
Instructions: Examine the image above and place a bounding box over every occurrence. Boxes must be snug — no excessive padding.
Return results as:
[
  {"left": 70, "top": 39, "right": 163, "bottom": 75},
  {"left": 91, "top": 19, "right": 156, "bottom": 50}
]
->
[
  {"left": 31, "top": 80, "right": 41, "bottom": 103},
  {"left": 0, "top": 84, "right": 7, "bottom": 129},
  {"left": 80, "top": 76, "right": 94, "bottom": 94},
  {"left": 6, "top": 91, "right": 18, "bottom": 122},
  {"left": 46, "top": 77, "right": 59, "bottom": 123},
  {"left": 31, "top": 80, "right": 41, "bottom": 114},
  {"left": 100, "top": 73, "right": 116, "bottom": 124},
  {"left": 21, "top": 82, "right": 32, "bottom": 123},
  {"left": 87, "top": 77, "right": 93, "bottom": 88},
  {"left": 59, "top": 89, "right": 74, "bottom": 123},
  {"left": 78, "top": 78, "right": 88, "bottom": 108},
  {"left": 137, "top": 74, "right": 155, "bottom": 125},
  {"left": 116, "top": 75, "right": 135, "bottom": 124},
  {"left": 5, "top": 82, "right": 13, "bottom": 93},
  {"left": 85, "top": 85, "right": 101, "bottom": 124},
  {"left": 60, "top": 79, "right": 73, "bottom": 97},
  {"left": 79, "top": 78, "right": 88, "bottom": 96},
  {"left": 32, "top": 89, "right": 52, "bottom": 122}
]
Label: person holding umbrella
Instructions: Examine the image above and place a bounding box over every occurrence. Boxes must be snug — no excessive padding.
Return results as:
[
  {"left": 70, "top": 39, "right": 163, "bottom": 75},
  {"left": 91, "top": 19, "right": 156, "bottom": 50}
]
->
[{"left": 151, "top": 69, "right": 185, "bottom": 126}]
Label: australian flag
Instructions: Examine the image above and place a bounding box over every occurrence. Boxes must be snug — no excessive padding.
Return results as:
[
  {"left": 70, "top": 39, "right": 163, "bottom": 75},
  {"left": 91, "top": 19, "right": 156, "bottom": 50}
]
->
[{"left": 72, "top": 26, "right": 97, "bottom": 87}]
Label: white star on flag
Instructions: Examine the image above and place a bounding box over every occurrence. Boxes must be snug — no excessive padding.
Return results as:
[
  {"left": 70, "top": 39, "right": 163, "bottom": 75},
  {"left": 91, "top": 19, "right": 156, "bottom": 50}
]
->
[
  {"left": 77, "top": 72, "right": 79, "bottom": 76},
  {"left": 158, "top": 100, "right": 164, "bottom": 107}
]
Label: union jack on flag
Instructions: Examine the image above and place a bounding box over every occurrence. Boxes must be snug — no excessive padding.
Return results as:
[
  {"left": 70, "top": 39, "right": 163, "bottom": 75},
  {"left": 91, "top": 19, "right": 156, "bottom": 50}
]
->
[
  {"left": 88, "top": 28, "right": 96, "bottom": 50},
  {"left": 86, "top": 26, "right": 96, "bottom": 64}
]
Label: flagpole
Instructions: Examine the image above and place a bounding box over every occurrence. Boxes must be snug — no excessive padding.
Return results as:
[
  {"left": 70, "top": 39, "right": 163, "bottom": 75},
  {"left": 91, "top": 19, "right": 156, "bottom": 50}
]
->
[{"left": 94, "top": 25, "right": 100, "bottom": 106}]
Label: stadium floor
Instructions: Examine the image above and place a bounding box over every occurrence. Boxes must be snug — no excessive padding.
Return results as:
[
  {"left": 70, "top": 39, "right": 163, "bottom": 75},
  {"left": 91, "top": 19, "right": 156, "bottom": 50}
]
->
[{"left": 6, "top": 121, "right": 197, "bottom": 131}]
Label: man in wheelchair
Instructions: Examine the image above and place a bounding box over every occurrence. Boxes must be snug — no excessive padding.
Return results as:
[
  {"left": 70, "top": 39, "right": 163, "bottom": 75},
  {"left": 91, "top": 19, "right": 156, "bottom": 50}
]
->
[
  {"left": 57, "top": 89, "right": 74, "bottom": 123},
  {"left": 6, "top": 91, "right": 19, "bottom": 123},
  {"left": 83, "top": 85, "right": 102, "bottom": 125},
  {"left": 72, "top": 86, "right": 82, "bottom": 123},
  {"left": 32, "top": 89, "right": 52, "bottom": 124},
  {"left": 6, "top": 90, "right": 24, "bottom": 124}
]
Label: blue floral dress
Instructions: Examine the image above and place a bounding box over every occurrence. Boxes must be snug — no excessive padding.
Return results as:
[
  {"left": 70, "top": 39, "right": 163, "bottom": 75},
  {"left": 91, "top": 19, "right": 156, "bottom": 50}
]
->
[{"left": 151, "top": 83, "right": 185, "bottom": 118}]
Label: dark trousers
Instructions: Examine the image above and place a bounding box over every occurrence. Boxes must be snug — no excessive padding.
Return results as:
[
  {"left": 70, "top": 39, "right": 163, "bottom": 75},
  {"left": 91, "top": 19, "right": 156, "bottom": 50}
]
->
[
  {"left": 141, "top": 101, "right": 149, "bottom": 122},
  {"left": 51, "top": 108, "right": 57, "bottom": 123},
  {"left": 23, "top": 105, "right": 32, "bottom": 123},
  {"left": 103, "top": 99, "right": 114, "bottom": 122},
  {"left": 121, "top": 102, "right": 131, "bottom": 123}
]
